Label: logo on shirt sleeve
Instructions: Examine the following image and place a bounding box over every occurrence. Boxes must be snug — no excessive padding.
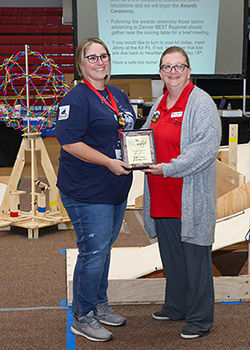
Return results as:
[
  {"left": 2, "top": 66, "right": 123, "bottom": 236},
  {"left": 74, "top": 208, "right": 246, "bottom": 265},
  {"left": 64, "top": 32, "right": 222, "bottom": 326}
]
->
[{"left": 58, "top": 105, "right": 70, "bottom": 120}]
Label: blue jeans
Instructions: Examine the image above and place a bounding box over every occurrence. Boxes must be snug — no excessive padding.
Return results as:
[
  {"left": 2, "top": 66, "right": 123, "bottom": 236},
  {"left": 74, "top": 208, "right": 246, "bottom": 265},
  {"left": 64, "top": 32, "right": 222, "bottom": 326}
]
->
[{"left": 60, "top": 191, "right": 127, "bottom": 318}]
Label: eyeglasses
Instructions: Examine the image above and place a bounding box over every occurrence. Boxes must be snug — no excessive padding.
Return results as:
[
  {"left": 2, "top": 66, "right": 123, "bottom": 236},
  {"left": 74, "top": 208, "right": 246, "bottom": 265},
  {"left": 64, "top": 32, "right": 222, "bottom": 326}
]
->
[
  {"left": 160, "top": 64, "right": 189, "bottom": 73},
  {"left": 84, "top": 54, "right": 110, "bottom": 64}
]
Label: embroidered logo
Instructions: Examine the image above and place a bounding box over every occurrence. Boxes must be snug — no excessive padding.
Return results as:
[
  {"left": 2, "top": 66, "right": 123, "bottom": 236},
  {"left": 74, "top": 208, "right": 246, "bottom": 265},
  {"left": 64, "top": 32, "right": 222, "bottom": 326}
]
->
[
  {"left": 58, "top": 105, "right": 70, "bottom": 120},
  {"left": 169, "top": 119, "right": 182, "bottom": 127}
]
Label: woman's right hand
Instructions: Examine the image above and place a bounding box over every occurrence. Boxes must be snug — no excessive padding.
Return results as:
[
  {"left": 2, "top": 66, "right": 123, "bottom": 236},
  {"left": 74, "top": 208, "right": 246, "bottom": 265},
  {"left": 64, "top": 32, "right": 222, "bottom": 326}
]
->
[
  {"left": 62, "top": 142, "right": 132, "bottom": 175},
  {"left": 107, "top": 158, "right": 132, "bottom": 176}
]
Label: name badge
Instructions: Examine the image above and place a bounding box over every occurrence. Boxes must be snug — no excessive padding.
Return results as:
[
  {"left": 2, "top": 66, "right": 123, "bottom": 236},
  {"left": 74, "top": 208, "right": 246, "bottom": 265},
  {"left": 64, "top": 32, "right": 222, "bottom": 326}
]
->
[{"left": 171, "top": 112, "right": 183, "bottom": 118}]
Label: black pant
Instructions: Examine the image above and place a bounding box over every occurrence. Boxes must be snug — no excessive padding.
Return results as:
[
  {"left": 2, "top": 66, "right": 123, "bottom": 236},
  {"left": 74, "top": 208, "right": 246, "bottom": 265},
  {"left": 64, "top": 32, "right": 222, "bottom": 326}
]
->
[{"left": 155, "top": 218, "right": 214, "bottom": 335}]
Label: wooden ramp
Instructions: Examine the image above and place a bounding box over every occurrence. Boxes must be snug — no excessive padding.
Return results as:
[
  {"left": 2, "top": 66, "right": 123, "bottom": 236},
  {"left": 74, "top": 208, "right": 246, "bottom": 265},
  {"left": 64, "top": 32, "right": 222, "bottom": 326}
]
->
[
  {"left": 66, "top": 244, "right": 163, "bottom": 305},
  {"left": 213, "top": 208, "right": 250, "bottom": 251},
  {"left": 66, "top": 204, "right": 250, "bottom": 306}
]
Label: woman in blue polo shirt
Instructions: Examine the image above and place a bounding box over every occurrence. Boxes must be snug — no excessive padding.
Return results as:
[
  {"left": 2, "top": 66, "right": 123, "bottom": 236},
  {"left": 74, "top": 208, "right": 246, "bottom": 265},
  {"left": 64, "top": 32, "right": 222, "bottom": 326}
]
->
[{"left": 56, "top": 37, "right": 136, "bottom": 342}]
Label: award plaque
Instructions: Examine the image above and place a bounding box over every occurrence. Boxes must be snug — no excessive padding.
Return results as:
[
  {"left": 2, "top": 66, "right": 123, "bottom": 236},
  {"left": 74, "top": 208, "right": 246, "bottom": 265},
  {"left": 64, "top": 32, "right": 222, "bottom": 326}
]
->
[{"left": 121, "top": 129, "right": 157, "bottom": 170}]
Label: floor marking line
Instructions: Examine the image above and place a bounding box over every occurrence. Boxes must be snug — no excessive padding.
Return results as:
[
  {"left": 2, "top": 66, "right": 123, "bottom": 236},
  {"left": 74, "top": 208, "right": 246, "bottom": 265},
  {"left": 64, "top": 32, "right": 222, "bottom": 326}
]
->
[
  {"left": 67, "top": 306, "right": 76, "bottom": 350},
  {"left": 0, "top": 306, "right": 67, "bottom": 311}
]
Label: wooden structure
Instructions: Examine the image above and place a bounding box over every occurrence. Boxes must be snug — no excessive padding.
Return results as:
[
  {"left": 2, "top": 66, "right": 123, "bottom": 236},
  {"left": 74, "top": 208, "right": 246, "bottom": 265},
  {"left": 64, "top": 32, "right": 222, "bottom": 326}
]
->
[
  {"left": 66, "top": 240, "right": 250, "bottom": 305},
  {"left": 0, "top": 133, "right": 70, "bottom": 238}
]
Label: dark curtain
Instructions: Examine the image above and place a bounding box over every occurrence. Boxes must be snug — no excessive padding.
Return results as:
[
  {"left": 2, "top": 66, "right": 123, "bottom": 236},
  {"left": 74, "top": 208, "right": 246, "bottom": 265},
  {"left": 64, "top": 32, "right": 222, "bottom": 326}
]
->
[{"left": 0, "top": 122, "right": 22, "bottom": 167}]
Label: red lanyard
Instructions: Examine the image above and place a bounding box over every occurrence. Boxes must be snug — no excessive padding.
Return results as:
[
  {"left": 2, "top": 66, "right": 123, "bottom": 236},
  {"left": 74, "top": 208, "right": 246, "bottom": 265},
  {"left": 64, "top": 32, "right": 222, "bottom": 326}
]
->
[{"left": 83, "top": 78, "right": 120, "bottom": 117}]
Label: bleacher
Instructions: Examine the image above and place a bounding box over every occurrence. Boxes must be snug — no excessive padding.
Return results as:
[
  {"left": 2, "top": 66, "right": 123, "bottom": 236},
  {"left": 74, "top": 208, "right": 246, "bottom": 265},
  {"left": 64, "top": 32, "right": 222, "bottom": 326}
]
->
[
  {"left": 0, "top": 6, "right": 74, "bottom": 75},
  {"left": 0, "top": 7, "right": 74, "bottom": 107},
  {"left": 0, "top": 7, "right": 74, "bottom": 154}
]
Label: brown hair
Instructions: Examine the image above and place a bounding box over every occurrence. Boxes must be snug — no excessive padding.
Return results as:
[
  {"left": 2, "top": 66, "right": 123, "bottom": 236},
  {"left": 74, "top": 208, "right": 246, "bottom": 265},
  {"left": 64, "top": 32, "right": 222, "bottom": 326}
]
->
[
  {"left": 159, "top": 46, "right": 190, "bottom": 69},
  {"left": 75, "top": 37, "right": 111, "bottom": 83}
]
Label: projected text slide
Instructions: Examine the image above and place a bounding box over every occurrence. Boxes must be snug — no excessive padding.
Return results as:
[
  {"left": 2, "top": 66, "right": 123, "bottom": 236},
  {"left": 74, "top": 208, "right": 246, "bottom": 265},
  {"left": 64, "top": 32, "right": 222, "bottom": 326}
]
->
[{"left": 97, "top": 0, "right": 220, "bottom": 75}]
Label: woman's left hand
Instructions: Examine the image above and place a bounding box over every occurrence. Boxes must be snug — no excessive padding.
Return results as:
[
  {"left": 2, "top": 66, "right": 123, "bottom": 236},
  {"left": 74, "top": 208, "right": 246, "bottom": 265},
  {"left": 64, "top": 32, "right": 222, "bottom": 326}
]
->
[{"left": 142, "top": 163, "right": 163, "bottom": 175}]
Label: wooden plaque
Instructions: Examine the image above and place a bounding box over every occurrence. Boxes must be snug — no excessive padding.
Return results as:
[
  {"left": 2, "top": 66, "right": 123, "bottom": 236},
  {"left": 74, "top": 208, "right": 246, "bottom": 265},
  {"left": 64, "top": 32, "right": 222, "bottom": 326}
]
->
[{"left": 121, "top": 129, "right": 157, "bottom": 170}]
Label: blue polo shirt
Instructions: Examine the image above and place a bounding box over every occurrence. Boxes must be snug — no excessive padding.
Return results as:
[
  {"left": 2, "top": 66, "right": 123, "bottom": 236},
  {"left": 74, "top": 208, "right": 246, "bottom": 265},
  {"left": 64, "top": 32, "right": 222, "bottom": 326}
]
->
[{"left": 56, "top": 82, "right": 136, "bottom": 204}]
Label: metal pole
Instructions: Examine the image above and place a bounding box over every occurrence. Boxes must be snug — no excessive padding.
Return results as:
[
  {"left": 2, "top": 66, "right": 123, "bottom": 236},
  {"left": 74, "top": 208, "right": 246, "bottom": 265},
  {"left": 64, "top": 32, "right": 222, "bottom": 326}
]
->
[
  {"left": 248, "top": 231, "right": 250, "bottom": 275},
  {"left": 31, "top": 137, "right": 35, "bottom": 219},
  {"left": 25, "top": 44, "right": 30, "bottom": 133},
  {"left": 243, "top": 78, "right": 246, "bottom": 113}
]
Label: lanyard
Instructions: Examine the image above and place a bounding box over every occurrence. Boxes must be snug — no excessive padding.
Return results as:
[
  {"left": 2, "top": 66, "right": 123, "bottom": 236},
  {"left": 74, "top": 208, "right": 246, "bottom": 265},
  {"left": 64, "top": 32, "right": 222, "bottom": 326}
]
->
[{"left": 83, "top": 78, "right": 120, "bottom": 117}]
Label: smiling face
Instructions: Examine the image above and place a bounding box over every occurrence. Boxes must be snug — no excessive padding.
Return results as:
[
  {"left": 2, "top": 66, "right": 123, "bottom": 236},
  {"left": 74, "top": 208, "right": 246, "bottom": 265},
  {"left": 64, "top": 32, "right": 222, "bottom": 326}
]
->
[
  {"left": 80, "top": 42, "right": 110, "bottom": 89},
  {"left": 159, "top": 52, "right": 192, "bottom": 93}
]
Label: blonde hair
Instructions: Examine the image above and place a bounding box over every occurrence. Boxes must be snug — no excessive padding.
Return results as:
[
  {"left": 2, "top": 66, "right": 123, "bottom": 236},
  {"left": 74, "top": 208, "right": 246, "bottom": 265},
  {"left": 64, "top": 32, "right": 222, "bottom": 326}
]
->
[
  {"left": 159, "top": 46, "right": 190, "bottom": 69},
  {"left": 75, "top": 37, "right": 111, "bottom": 84}
]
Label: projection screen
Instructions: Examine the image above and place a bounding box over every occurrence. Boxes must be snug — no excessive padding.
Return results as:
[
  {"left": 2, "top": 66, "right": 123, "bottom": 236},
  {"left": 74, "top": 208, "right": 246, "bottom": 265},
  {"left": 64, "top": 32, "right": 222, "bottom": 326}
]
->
[{"left": 72, "top": 0, "right": 248, "bottom": 79}]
